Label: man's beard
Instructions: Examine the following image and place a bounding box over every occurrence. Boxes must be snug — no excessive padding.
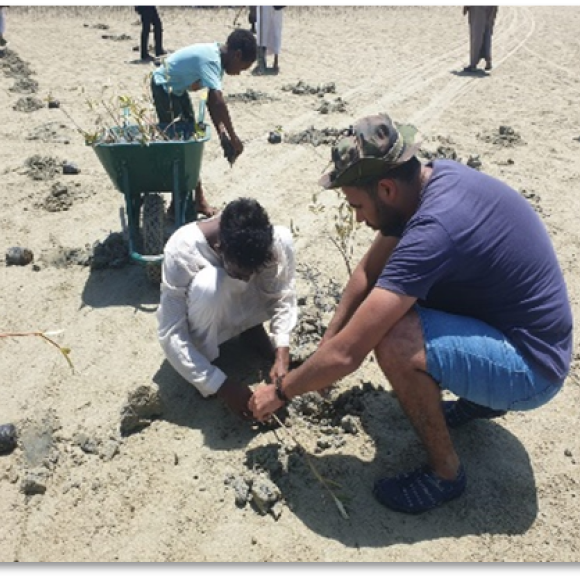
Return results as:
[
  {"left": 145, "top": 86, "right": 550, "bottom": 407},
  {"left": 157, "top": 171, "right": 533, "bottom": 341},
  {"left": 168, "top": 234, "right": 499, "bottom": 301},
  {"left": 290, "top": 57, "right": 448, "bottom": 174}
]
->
[{"left": 375, "top": 198, "right": 407, "bottom": 238}]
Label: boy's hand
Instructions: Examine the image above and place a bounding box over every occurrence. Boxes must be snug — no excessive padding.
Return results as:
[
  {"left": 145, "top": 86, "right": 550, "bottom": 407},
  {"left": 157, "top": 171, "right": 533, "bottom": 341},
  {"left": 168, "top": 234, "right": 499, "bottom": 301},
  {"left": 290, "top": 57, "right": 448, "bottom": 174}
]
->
[
  {"left": 219, "top": 133, "right": 238, "bottom": 166},
  {"left": 216, "top": 378, "right": 252, "bottom": 420},
  {"left": 270, "top": 348, "right": 290, "bottom": 383}
]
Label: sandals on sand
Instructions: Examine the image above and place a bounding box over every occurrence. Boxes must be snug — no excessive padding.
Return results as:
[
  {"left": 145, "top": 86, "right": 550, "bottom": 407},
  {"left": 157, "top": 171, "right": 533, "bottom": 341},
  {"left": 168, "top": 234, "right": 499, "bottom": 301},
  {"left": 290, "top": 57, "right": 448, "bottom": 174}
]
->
[
  {"left": 373, "top": 464, "right": 467, "bottom": 514},
  {"left": 443, "top": 398, "right": 507, "bottom": 429}
]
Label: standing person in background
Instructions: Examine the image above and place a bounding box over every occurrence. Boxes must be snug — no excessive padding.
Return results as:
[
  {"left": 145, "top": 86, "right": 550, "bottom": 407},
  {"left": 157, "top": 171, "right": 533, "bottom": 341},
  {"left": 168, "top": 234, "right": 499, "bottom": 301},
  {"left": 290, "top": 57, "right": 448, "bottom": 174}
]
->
[
  {"left": 255, "top": 6, "right": 284, "bottom": 74},
  {"left": 0, "top": 6, "right": 8, "bottom": 48},
  {"left": 150, "top": 29, "right": 257, "bottom": 217},
  {"left": 135, "top": 6, "right": 167, "bottom": 63},
  {"left": 463, "top": 6, "right": 498, "bottom": 72}
]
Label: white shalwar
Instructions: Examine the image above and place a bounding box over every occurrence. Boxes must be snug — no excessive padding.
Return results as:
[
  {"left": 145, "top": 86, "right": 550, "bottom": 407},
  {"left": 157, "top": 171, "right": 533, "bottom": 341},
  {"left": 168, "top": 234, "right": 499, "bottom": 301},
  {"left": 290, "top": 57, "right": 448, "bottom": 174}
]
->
[
  {"left": 157, "top": 222, "right": 297, "bottom": 398},
  {"left": 257, "top": 6, "right": 283, "bottom": 56}
]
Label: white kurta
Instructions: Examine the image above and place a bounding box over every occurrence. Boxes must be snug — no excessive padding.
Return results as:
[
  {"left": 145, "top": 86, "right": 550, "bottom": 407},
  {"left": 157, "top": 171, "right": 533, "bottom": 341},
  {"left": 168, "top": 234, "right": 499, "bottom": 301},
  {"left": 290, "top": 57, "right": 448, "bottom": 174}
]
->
[
  {"left": 157, "top": 221, "right": 297, "bottom": 397},
  {"left": 257, "top": 6, "right": 283, "bottom": 56}
]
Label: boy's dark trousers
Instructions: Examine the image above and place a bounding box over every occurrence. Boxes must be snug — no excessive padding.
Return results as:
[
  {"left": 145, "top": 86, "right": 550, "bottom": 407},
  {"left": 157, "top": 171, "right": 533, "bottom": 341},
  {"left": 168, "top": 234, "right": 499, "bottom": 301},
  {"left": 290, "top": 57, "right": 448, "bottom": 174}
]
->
[{"left": 137, "top": 6, "right": 164, "bottom": 59}]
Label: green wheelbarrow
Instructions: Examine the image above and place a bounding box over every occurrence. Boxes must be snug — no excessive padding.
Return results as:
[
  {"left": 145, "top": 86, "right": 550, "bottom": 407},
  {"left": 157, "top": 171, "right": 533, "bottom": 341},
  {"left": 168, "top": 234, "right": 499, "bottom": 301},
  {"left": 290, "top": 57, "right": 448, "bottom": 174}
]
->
[{"left": 91, "top": 110, "right": 210, "bottom": 282}]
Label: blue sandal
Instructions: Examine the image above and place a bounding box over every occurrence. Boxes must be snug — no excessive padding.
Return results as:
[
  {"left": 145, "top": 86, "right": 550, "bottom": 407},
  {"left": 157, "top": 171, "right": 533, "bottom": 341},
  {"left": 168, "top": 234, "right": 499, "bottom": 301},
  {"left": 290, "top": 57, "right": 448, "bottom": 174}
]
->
[
  {"left": 443, "top": 398, "right": 507, "bottom": 429},
  {"left": 373, "top": 464, "right": 466, "bottom": 514}
]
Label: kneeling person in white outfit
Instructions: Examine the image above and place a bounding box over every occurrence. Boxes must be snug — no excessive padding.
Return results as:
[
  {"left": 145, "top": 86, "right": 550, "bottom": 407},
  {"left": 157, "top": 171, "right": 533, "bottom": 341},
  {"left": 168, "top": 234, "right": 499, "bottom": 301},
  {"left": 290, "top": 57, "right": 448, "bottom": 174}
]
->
[{"left": 157, "top": 197, "right": 297, "bottom": 419}]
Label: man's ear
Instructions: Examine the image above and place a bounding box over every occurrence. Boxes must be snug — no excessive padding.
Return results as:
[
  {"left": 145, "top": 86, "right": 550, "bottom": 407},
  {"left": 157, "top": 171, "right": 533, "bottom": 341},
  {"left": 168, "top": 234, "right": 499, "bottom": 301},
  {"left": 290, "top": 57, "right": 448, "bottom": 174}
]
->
[{"left": 377, "top": 178, "right": 396, "bottom": 202}]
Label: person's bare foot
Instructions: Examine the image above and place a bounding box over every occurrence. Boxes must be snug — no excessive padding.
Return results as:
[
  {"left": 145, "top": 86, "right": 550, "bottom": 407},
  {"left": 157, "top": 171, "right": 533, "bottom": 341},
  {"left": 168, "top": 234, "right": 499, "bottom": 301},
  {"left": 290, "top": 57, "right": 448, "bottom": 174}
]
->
[
  {"left": 197, "top": 199, "right": 218, "bottom": 218},
  {"left": 241, "top": 325, "right": 275, "bottom": 359}
]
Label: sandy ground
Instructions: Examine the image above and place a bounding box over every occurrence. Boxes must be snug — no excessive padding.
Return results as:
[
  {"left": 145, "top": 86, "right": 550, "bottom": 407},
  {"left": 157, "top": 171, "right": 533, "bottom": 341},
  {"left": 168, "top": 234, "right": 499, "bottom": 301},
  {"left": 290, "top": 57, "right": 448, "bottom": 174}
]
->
[{"left": 1, "top": 5, "right": 579, "bottom": 563}]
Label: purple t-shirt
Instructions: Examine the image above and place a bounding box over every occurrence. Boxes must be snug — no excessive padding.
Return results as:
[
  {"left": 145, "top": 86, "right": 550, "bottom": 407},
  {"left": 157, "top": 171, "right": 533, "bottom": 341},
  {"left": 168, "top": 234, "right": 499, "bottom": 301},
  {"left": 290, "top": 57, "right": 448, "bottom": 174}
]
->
[{"left": 377, "top": 160, "right": 573, "bottom": 382}]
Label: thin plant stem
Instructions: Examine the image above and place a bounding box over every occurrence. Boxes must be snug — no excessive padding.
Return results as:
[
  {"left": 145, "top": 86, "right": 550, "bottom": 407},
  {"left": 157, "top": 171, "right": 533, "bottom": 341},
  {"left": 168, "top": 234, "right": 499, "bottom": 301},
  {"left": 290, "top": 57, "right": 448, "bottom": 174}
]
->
[
  {"left": 0, "top": 331, "right": 75, "bottom": 372},
  {"left": 270, "top": 413, "right": 349, "bottom": 520}
]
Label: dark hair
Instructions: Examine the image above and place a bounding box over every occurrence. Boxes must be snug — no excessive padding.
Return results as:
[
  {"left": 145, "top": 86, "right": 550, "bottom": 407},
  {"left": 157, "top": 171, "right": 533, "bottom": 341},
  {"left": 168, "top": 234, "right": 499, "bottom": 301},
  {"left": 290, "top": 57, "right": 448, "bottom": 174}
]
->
[
  {"left": 226, "top": 28, "right": 257, "bottom": 63},
  {"left": 363, "top": 156, "right": 421, "bottom": 197},
  {"left": 220, "top": 198, "right": 274, "bottom": 271}
]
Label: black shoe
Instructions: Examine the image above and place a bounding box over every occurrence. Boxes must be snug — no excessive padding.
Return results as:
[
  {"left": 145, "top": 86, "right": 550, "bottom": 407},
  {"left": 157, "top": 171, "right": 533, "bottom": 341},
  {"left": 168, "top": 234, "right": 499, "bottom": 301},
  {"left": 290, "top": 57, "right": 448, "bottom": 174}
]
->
[
  {"left": 0, "top": 423, "right": 18, "bottom": 454},
  {"left": 443, "top": 398, "right": 507, "bottom": 429}
]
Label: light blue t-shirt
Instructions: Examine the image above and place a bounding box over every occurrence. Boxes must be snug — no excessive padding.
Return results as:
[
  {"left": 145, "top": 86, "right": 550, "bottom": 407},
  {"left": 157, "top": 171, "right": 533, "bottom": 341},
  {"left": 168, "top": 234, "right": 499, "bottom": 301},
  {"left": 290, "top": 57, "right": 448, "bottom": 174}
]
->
[{"left": 152, "top": 43, "right": 224, "bottom": 96}]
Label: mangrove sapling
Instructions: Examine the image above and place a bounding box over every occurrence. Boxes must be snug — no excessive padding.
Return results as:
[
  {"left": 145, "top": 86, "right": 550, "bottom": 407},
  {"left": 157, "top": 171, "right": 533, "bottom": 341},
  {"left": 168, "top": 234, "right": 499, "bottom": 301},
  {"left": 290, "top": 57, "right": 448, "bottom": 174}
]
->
[{"left": 0, "top": 330, "right": 74, "bottom": 372}]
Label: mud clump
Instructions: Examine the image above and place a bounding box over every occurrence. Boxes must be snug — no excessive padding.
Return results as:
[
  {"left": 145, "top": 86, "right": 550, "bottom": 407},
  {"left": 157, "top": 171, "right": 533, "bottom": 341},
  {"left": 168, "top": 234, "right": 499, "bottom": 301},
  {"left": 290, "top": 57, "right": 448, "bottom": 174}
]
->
[
  {"left": 0, "top": 48, "right": 35, "bottom": 78},
  {"left": 90, "top": 232, "right": 130, "bottom": 270},
  {"left": 119, "top": 384, "right": 164, "bottom": 436},
  {"left": 101, "top": 33, "right": 131, "bottom": 41},
  {"left": 25, "top": 155, "right": 62, "bottom": 181},
  {"left": 282, "top": 80, "right": 336, "bottom": 96},
  {"left": 317, "top": 97, "right": 347, "bottom": 114},
  {"left": 27, "top": 122, "right": 71, "bottom": 144},
  {"left": 227, "top": 88, "right": 276, "bottom": 103},
  {"left": 478, "top": 125, "right": 524, "bottom": 147},
  {"left": 286, "top": 126, "right": 347, "bottom": 147},
  {"left": 42, "top": 182, "right": 75, "bottom": 212},
  {"left": 40, "top": 245, "right": 92, "bottom": 268},
  {"left": 9, "top": 76, "right": 39, "bottom": 94},
  {"left": 13, "top": 96, "right": 44, "bottom": 112}
]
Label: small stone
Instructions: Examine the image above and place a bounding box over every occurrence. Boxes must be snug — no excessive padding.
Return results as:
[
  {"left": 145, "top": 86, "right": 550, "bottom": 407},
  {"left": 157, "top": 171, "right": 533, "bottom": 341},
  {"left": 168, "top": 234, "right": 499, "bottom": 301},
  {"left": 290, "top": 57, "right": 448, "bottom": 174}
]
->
[
  {"left": 0, "top": 423, "right": 18, "bottom": 454},
  {"left": 48, "top": 100, "right": 60, "bottom": 109},
  {"left": 20, "top": 471, "right": 48, "bottom": 495},
  {"left": 6, "top": 246, "right": 34, "bottom": 266},
  {"left": 62, "top": 162, "right": 80, "bottom": 175},
  {"left": 268, "top": 131, "right": 282, "bottom": 144}
]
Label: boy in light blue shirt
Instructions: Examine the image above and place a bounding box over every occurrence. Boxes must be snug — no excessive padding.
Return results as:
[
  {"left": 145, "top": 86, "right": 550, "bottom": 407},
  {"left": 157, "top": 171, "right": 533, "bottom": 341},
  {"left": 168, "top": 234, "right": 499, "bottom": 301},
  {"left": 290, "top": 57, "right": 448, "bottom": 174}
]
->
[{"left": 151, "top": 29, "right": 257, "bottom": 217}]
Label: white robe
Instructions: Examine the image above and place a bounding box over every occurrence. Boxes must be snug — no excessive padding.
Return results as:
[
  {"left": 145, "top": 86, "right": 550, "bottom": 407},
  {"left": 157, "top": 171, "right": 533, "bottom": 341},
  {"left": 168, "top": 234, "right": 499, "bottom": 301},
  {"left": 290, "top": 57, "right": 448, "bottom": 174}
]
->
[
  {"left": 257, "top": 6, "right": 283, "bottom": 56},
  {"left": 157, "top": 221, "right": 297, "bottom": 397}
]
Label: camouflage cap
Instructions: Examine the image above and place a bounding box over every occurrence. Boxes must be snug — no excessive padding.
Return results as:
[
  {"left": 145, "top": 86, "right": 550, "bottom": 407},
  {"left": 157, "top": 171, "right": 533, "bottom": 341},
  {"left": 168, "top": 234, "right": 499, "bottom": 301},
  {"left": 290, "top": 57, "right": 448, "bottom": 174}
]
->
[{"left": 319, "top": 113, "right": 421, "bottom": 189}]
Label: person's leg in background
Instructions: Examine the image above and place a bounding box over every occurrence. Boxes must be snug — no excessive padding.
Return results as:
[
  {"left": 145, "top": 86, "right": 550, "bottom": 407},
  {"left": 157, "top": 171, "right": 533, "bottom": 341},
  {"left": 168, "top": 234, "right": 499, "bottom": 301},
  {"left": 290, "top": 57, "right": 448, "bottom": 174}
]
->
[
  {"left": 139, "top": 7, "right": 154, "bottom": 61},
  {"left": 248, "top": 6, "right": 257, "bottom": 34},
  {"left": 150, "top": 7, "right": 166, "bottom": 58},
  {"left": 0, "top": 7, "right": 7, "bottom": 47},
  {"left": 254, "top": 6, "right": 267, "bottom": 73}
]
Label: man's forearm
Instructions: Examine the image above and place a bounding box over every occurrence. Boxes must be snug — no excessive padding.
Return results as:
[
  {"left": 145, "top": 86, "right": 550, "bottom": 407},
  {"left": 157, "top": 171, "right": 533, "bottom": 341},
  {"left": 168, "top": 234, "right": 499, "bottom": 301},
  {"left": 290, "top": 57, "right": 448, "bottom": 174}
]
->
[
  {"left": 281, "top": 338, "right": 359, "bottom": 400},
  {"left": 324, "top": 266, "right": 371, "bottom": 339}
]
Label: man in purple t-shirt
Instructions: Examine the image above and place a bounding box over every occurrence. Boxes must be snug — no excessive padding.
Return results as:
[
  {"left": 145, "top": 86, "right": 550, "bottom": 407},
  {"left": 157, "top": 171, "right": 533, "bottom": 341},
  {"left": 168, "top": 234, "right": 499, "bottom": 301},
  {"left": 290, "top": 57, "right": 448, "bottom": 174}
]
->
[{"left": 249, "top": 113, "right": 573, "bottom": 515}]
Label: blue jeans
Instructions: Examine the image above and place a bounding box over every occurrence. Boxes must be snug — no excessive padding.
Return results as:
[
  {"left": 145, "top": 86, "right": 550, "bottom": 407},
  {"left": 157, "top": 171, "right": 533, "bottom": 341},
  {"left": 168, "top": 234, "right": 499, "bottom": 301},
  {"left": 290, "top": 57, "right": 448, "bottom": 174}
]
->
[{"left": 415, "top": 306, "right": 563, "bottom": 411}]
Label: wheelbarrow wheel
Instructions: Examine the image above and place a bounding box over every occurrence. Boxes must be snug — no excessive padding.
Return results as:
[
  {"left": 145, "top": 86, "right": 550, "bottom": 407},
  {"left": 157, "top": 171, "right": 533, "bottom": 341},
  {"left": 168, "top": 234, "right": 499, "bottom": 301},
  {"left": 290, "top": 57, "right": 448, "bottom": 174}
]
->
[{"left": 141, "top": 193, "right": 165, "bottom": 284}]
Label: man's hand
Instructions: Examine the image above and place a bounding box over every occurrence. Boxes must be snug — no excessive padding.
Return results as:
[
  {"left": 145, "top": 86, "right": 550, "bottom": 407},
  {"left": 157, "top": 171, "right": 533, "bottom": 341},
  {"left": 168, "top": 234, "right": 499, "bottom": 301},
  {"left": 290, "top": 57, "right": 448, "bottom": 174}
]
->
[
  {"left": 249, "top": 383, "right": 284, "bottom": 423},
  {"left": 270, "top": 347, "right": 290, "bottom": 383},
  {"left": 216, "top": 378, "right": 253, "bottom": 420}
]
